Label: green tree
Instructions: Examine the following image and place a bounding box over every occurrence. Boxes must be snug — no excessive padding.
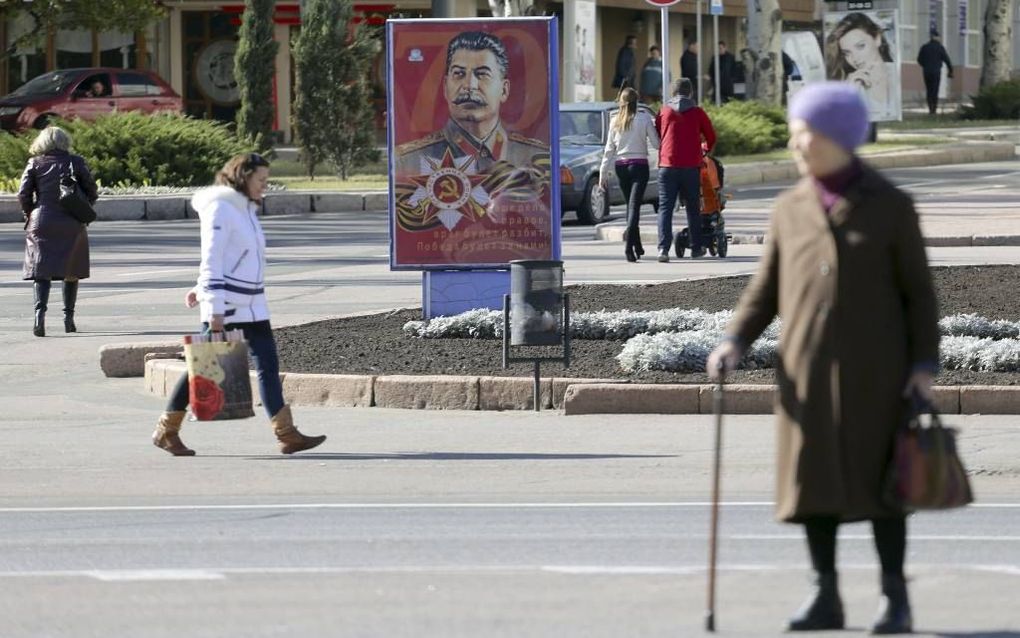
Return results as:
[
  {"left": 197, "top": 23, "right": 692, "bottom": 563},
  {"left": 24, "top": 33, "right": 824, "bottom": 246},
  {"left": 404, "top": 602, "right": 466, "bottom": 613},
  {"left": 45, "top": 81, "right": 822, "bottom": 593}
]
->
[
  {"left": 234, "top": 0, "right": 279, "bottom": 150},
  {"left": 292, "top": 0, "right": 379, "bottom": 180},
  {"left": 0, "top": 0, "right": 166, "bottom": 61}
]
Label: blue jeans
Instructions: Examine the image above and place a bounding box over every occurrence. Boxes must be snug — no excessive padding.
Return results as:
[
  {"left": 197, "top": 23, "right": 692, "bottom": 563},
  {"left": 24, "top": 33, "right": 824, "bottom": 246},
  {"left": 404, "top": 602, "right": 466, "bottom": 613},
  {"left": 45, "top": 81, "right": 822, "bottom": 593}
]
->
[
  {"left": 167, "top": 320, "right": 284, "bottom": 418},
  {"left": 657, "top": 166, "right": 703, "bottom": 254}
]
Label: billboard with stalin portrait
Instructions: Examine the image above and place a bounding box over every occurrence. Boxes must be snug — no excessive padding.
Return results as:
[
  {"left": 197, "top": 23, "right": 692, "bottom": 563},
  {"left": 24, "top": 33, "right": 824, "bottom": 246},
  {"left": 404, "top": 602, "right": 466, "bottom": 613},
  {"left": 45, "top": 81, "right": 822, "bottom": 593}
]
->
[{"left": 387, "top": 18, "right": 560, "bottom": 270}]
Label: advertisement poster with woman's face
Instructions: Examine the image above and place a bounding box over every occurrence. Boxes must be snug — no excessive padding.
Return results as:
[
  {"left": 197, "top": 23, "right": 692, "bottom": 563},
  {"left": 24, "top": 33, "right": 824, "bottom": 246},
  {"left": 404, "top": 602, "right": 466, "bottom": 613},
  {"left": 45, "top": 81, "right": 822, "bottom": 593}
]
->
[
  {"left": 387, "top": 19, "right": 559, "bottom": 270},
  {"left": 824, "top": 10, "right": 902, "bottom": 122}
]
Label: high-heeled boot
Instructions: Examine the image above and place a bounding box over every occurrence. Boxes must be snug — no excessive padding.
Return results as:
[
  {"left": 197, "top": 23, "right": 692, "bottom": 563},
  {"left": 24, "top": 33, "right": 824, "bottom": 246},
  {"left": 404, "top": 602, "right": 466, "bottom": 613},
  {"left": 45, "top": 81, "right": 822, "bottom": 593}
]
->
[
  {"left": 271, "top": 405, "right": 326, "bottom": 454},
  {"left": 870, "top": 573, "right": 912, "bottom": 634},
  {"left": 633, "top": 232, "right": 645, "bottom": 256},
  {"left": 63, "top": 280, "right": 78, "bottom": 333},
  {"left": 152, "top": 411, "right": 195, "bottom": 456},
  {"left": 787, "top": 572, "right": 845, "bottom": 631},
  {"left": 33, "top": 279, "right": 51, "bottom": 337}
]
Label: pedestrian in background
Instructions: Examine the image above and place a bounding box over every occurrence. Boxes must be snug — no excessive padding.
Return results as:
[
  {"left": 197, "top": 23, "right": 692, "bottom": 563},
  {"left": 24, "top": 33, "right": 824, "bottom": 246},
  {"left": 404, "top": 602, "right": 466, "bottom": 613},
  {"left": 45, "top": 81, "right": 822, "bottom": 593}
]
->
[
  {"left": 707, "top": 82, "right": 939, "bottom": 634},
  {"left": 680, "top": 40, "right": 702, "bottom": 99},
  {"left": 19, "top": 126, "right": 97, "bottom": 337},
  {"left": 639, "top": 45, "right": 663, "bottom": 104},
  {"left": 917, "top": 30, "right": 953, "bottom": 115},
  {"left": 707, "top": 40, "right": 736, "bottom": 102},
  {"left": 612, "top": 35, "right": 637, "bottom": 91},
  {"left": 599, "top": 87, "right": 660, "bottom": 262},
  {"left": 655, "top": 78, "right": 716, "bottom": 263},
  {"left": 153, "top": 153, "right": 327, "bottom": 457}
]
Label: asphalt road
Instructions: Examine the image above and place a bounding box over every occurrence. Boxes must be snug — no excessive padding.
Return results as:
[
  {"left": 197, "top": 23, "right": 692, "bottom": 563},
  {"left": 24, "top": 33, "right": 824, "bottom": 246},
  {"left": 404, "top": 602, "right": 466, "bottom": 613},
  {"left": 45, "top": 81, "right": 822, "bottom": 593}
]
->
[{"left": 1, "top": 160, "right": 1019, "bottom": 637}]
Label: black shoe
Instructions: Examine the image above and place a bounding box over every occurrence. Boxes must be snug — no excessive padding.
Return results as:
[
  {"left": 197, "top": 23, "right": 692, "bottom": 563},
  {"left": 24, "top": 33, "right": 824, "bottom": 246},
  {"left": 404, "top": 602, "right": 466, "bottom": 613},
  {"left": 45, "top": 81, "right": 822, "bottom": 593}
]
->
[
  {"left": 871, "top": 574, "right": 912, "bottom": 634},
  {"left": 63, "top": 281, "right": 78, "bottom": 333},
  {"left": 625, "top": 245, "right": 637, "bottom": 262},
  {"left": 691, "top": 247, "right": 707, "bottom": 259},
  {"left": 787, "top": 573, "right": 845, "bottom": 632},
  {"left": 634, "top": 236, "right": 645, "bottom": 256}
]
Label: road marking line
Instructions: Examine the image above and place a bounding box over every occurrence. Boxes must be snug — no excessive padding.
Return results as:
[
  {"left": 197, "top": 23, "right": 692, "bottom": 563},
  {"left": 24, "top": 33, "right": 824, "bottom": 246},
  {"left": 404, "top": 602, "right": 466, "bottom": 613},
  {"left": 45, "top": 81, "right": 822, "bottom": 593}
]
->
[
  {"left": 87, "top": 569, "right": 226, "bottom": 582},
  {"left": 0, "top": 563, "right": 1017, "bottom": 579},
  {"left": 1, "top": 501, "right": 1017, "bottom": 513},
  {"left": 730, "top": 534, "right": 1020, "bottom": 542}
]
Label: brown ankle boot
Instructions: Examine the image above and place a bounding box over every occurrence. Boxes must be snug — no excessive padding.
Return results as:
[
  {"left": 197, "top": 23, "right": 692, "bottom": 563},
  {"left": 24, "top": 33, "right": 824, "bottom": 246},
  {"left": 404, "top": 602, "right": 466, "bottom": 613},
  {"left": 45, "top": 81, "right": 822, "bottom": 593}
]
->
[
  {"left": 270, "top": 405, "right": 326, "bottom": 454},
  {"left": 152, "top": 411, "right": 195, "bottom": 456}
]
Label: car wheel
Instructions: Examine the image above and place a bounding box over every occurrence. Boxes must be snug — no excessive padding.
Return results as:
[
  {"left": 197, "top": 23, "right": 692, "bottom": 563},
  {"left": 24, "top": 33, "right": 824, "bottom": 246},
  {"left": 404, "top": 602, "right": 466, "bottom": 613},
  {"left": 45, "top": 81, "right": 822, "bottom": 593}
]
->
[
  {"left": 33, "top": 114, "right": 53, "bottom": 130},
  {"left": 576, "top": 177, "right": 610, "bottom": 225}
]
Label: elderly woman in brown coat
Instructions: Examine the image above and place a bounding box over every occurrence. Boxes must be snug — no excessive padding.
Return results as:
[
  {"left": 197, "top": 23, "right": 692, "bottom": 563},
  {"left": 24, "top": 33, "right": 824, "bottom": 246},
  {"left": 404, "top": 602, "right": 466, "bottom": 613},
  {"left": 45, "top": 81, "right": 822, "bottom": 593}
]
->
[
  {"left": 708, "top": 82, "right": 938, "bottom": 635},
  {"left": 19, "top": 126, "right": 97, "bottom": 337}
]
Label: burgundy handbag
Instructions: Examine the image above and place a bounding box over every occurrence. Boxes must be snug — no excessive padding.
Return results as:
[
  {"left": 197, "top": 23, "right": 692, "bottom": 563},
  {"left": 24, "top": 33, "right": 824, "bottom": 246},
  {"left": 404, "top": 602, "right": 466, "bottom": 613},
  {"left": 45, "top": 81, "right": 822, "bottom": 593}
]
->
[{"left": 886, "top": 402, "right": 974, "bottom": 511}]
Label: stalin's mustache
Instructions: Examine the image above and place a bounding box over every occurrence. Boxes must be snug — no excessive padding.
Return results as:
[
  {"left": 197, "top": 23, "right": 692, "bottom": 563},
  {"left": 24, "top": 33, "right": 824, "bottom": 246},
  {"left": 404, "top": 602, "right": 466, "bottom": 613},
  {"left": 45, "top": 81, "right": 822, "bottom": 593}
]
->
[{"left": 453, "top": 93, "right": 487, "bottom": 107}]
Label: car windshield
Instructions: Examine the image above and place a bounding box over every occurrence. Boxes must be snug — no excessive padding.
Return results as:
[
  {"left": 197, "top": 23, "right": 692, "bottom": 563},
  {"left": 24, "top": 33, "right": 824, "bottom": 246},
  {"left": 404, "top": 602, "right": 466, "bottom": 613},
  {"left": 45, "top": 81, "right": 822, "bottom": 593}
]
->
[
  {"left": 10, "top": 72, "right": 79, "bottom": 97},
  {"left": 559, "top": 111, "right": 604, "bottom": 145}
]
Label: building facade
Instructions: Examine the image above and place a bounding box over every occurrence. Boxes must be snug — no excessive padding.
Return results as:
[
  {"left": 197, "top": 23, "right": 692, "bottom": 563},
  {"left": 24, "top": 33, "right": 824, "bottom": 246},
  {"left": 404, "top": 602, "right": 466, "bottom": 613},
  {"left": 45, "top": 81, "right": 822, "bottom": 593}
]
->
[{"left": 1, "top": 0, "right": 1016, "bottom": 143}]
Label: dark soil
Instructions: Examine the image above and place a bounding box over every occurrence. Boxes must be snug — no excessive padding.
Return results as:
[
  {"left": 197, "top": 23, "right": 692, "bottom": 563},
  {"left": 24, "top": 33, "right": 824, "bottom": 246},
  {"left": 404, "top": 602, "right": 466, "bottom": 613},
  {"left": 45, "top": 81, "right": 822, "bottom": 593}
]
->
[{"left": 275, "top": 265, "right": 1020, "bottom": 386}]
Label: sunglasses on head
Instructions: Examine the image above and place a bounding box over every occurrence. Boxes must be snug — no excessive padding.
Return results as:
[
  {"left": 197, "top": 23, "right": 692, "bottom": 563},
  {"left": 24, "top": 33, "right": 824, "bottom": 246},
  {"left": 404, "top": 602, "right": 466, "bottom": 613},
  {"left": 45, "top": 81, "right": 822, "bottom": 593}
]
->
[{"left": 247, "top": 152, "right": 270, "bottom": 168}]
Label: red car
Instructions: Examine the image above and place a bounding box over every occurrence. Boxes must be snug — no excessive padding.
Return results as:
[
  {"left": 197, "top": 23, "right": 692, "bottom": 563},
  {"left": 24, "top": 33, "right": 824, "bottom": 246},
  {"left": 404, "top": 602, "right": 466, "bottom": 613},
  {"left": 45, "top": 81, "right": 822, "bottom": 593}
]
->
[{"left": 0, "top": 67, "right": 182, "bottom": 132}]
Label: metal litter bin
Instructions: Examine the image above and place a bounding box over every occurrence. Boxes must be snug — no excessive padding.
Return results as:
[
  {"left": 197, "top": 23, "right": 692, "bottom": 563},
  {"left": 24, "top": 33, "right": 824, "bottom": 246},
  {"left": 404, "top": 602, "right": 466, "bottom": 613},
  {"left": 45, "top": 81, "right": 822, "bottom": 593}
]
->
[{"left": 509, "top": 260, "right": 564, "bottom": 346}]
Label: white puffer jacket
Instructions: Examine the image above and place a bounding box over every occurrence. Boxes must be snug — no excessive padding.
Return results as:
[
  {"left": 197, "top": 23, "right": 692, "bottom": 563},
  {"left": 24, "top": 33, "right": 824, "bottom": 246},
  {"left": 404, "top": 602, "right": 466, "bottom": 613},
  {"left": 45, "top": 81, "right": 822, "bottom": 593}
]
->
[{"left": 192, "top": 186, "right": 270, "bottom": 324}]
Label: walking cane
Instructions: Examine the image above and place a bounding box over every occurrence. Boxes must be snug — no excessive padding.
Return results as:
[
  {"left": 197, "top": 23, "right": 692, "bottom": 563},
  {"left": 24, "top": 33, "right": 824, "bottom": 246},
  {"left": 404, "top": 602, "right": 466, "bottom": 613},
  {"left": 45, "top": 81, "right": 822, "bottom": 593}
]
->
[{"left": 705, "top": 363, "right": 725, "bottom": 632}]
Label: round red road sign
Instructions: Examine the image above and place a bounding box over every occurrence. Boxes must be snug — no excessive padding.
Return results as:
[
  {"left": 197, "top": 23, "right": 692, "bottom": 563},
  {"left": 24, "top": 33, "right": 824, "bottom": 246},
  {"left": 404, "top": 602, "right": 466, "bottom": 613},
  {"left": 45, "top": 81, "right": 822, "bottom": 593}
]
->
[{"left": 645, "top": 0, "right": 681, "bottom": 6}]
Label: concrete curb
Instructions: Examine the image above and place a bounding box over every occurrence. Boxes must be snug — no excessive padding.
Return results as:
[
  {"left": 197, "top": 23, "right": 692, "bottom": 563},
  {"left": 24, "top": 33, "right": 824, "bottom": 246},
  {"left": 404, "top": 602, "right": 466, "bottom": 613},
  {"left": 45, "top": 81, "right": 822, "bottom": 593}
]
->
[
  {"left": 592, "top": 225, "right": 1020, "bottom": 248},
  {"left": 100, "top": 342, "right": 184, "bottom": 378},
  {"left": 140, "top": 359, "right": 1018, "bottom": 414},
  {"left": 4, "top": 141, "right": 1013, "bottom": 224},
  {"left": 142, "top": 358, "right": 631, "bottom": 412},
  {"left": 0, "top": 190, "right": 386, "bottom": 224}
]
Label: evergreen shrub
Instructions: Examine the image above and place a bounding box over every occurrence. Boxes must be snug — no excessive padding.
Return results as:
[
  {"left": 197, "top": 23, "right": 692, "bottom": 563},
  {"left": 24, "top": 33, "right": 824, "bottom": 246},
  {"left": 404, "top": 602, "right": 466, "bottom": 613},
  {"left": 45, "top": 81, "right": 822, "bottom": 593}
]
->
[
  {"left": 0, "top": 113, "right": 250, "bottom": 189},
  {"left": 961, "top": 79, "right": 1020, "bottom": 120}
]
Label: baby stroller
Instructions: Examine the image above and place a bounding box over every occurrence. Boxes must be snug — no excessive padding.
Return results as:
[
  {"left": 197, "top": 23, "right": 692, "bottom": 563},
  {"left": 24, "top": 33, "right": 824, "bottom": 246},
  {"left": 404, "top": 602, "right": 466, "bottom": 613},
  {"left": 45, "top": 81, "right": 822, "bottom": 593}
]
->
[{"left": 674, "top": 153, "right": 732, "bottom": 258}]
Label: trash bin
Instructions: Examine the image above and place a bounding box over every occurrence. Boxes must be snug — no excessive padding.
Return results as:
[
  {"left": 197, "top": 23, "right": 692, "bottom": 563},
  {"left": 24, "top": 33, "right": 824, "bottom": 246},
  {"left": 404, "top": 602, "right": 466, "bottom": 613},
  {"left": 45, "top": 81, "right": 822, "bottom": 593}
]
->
[{"left": 509, "top": 260, "right": 564, "bottom": 347}]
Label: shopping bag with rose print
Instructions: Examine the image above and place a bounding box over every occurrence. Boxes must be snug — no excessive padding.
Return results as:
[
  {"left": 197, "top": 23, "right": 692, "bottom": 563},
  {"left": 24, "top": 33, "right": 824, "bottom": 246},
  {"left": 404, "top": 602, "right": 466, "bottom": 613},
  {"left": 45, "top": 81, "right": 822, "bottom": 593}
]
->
[{"left": 183, "top": 330, "right": 255, "bottom": 421}]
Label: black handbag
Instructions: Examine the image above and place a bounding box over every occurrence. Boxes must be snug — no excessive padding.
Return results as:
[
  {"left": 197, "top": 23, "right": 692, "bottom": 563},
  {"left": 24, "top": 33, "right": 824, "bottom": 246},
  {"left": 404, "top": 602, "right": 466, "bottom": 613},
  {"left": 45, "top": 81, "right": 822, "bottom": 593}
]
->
[{"left": 59, "top": 159, "right": 97, "bottom": 224}]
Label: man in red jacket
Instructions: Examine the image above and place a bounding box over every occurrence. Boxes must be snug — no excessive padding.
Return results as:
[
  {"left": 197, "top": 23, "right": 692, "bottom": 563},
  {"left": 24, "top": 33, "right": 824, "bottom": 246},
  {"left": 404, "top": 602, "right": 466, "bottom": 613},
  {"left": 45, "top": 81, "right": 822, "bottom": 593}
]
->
[{"left": 655, "top": 78, "right": 717, "bottom": 261}]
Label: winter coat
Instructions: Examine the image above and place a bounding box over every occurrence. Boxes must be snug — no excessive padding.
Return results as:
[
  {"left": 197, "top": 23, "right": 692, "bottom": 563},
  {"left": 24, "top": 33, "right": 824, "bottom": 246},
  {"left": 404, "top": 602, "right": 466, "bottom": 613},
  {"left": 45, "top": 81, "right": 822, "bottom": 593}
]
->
[
  {"left": 917, "top": 40, "right": 953, "bottom": 77},
  {"left": 613, "top": 46, "right": 636, "bottom": 89},
  {"left": 656, "top": 96, "right": 716, "bottom": 169},
  {"left": 726, "top": 165, "right": 939, "bottom": 523},
  {"left": 192, "top": 186, "right": 270, "bottom": 325},
  {"left": 19, "top": 150, "right": 97, "bottom": 281}
]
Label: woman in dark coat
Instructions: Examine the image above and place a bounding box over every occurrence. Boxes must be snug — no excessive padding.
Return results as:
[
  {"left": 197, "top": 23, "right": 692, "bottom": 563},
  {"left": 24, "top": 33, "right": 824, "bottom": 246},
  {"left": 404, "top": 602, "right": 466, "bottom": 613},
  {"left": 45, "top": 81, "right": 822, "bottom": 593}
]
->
[
  {"left": 19, "top": 126, "right": 98, "bottom": 337},
  {"left": 708, "top": 83, "right": 939, "bottom": 635}
]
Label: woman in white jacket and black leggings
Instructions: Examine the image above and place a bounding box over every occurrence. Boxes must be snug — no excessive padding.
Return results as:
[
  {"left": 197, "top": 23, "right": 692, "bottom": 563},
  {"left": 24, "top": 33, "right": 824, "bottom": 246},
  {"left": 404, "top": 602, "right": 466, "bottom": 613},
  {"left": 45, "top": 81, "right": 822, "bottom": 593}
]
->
[
  {"left": 153, "top": 153, "right": 326, "bottom": 456},
  {"left": 599, "top": 87, "right": 660, "bottom": 262}
]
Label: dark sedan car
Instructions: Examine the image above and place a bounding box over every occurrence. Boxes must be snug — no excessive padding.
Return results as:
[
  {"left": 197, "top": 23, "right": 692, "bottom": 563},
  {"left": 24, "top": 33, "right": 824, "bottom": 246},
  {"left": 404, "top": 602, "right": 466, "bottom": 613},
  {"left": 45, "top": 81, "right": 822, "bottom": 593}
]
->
[
  {"left": 559, "top": 101, "right": 659, "bottom": 225},
  {"left": 0, "top": 68, "right": 182, "bottom": 132}
]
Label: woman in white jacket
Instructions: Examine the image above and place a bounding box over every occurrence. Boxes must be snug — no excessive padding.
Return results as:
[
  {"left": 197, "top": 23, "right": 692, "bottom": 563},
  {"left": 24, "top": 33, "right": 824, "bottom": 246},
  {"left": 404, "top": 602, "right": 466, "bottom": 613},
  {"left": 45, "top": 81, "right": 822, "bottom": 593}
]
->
[
  {"left": 599, "top": 87, "right": 660, "bottom": 262},
  {"left": 152, "top": 153, "right": 326, "bottom": 456}
]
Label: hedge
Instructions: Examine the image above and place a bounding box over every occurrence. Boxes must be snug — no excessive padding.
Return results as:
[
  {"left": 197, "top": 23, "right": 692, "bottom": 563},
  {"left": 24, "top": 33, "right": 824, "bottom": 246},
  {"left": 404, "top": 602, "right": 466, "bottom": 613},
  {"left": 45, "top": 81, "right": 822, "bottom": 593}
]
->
[
  {"left": 0, "top": 112, "right": 251, "bottom": 190},
  {"left": 703, "top": 100, "right": 789, "bottom": 157},
  {"left": 961, "top": 79, "right": 1020, "bottom": 120}
]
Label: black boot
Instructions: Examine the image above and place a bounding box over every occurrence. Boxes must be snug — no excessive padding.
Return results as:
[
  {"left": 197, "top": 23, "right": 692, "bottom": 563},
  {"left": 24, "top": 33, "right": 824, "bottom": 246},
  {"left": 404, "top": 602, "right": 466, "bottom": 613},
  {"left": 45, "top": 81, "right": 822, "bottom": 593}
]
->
[
  {"left": 33, "top": 279, "right": 51, "bottom": 337},
  {"left": 871, "top": 573, "right": 912, "bottom": 634},
  {"left": 787, "top": 572, "right": 845, "bottom": 631},
  {"left": 633, "top": 232, "right": 645, "bottom": 256},
  {"left": 62, "top": 281, "right": 78, "bottom": 333}
]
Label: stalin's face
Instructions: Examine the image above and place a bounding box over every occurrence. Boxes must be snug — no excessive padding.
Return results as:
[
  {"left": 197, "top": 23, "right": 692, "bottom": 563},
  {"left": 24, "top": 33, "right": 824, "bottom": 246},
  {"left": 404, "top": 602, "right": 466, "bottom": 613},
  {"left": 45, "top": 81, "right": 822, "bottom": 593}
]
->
[{"left": 444, "top": 48, "right": 509, "bottom": 129}]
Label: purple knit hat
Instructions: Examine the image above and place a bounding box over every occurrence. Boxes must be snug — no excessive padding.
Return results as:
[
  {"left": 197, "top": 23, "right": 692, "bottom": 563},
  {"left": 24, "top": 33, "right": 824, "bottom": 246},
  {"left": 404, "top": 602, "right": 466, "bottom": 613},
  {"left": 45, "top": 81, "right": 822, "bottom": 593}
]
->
[{"left": 788, "top": 82, "right": 870, "bottom": 152}]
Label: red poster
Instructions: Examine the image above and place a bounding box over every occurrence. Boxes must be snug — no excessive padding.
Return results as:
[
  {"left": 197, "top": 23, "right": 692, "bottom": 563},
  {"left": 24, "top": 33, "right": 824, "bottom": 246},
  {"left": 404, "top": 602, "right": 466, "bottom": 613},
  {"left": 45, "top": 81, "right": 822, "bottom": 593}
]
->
[{"left": 387, "top": 18, "right": 559, "bottom": 270}]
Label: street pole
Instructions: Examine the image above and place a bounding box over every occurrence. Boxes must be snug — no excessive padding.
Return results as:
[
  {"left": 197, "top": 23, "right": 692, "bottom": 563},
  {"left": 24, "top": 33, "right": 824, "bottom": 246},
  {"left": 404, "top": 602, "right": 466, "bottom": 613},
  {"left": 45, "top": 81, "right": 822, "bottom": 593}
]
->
[
  {"left": 661, "top": 7, "right": 670, "bottom": 98},
  {"left": 696, "top": 0, "right": 703, "bottom": 104},
  {"left": 713, "top": 14, "right": 720, "bottom": 105}
]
